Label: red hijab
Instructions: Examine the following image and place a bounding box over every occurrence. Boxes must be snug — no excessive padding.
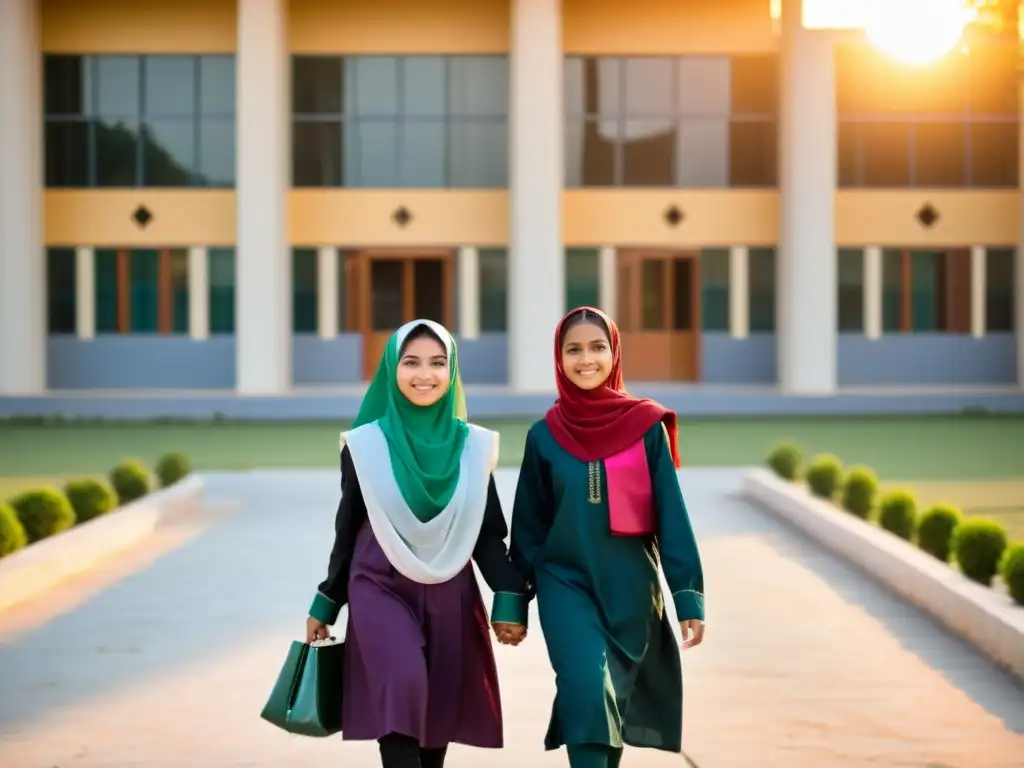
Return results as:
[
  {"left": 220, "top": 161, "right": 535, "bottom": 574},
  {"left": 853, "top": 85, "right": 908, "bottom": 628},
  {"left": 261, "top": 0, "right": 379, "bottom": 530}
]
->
[{"left": 545, "top": 307, "right": 681, "bottom": 468}]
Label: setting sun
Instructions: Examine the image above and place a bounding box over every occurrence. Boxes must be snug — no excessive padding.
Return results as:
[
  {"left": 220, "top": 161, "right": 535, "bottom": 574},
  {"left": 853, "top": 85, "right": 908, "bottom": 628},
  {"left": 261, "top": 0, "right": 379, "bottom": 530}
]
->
[{"left": 863, "top": 0, "right": 971, "bottom": 65}]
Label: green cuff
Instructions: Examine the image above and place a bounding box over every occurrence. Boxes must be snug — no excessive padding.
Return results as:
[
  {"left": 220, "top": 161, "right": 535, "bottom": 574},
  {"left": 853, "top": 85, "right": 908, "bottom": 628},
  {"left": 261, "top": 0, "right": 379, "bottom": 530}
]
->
[
  {"left": 491, "top": 591, "right": 528, "bottom": 627},
  {"left": 309, "top": 592, "right": 341, "bottom": 625},
  {"left": 672, "top": 589, "right": 705, "bottom": 622}
]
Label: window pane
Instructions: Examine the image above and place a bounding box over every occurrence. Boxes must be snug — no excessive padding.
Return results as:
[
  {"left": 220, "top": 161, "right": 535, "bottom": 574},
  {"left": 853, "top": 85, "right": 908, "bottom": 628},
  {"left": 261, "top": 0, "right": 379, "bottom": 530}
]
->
[
  {"left": 564, "top": 118, "right": 616, "bottom": 186},
  {"left": 413, "top": 259, "right": 444, "bottom": 323},
  {"left": 671, "top": 259, "right": 694, "bottom": 331},
  {"left": 478, "top": 247, "right": 507, "bottom": 332},
  {"left": 748, "top": 247, "right": 775, "bottom": 332},
  {"left": 350, "top": 57, "right": 399, "bottom": 116},
  {"left": 837, "top": 248, "right": 864, "bottom": 332},
  {"left": 570, "top": 58, "right": 621, "bottom": 118},
  {"left": 47, "top": 248, "right": 77, "bottom": 334},
  {"left": 142, "top": 118, "right": 196, "bottom": 186},
  {"left": 46, "top": 121, "right": 89, "bottom": 187},
  {"left": 678, "top": 57, "right": 729, "bottom": 114},
  {"left": 131, "top": 249, "right": 159, "bottom": 332},
  {"left": 565, "top": 248, "right": 599, "bottom": 312},
  {"left": 624, "top": 58, "right": 674, "bottom": 117},
  {"left": 94, "top": 119, "right": 140, "bottom": 186},
  {"left": 730, "top": 55, "right": 778, "bottom": 114},
  {"left": 198, "top": 117, "right": 236, "bottom": 187},
  {"left": 199, "top": 55, "right": 235, "bottom": 116},
  {"left": 45, "top": 55, "right": 88, "bottom": 116},
  {"left": 449, "top": 119, "right": 507, "bottom": 187},
  {"left": 94, "top": 56, "right": 140, "bottom": 117},
  {"left": 144, "top": 56, "right": 196, "bottom": 116},
  {"left": 862, "top": 123, "right": 911, "bottom": 186},
  {"left": 401, "top": 120, "right": 446, "bottom": 187},
  {"left": 882, "top": 249, "right": 903, "bottom": 332},
  {"left": 449, "top": 56, "right": 508, "bottom": 116},
  {"left": 95, "top": 249, "right": 119, "bottom": 334},
  {"left": 170, "top": 249, "right": 189, "bottom": 334},
  {"left": 293, "top": 57, "right": 344, "bottom": 114},
  {"left": 292, "top": 248, "right": 318, "bottom": 332},
  {"left": 914, "top": 122, "right": 967, "bottom": 186},
  {"left": 969, "top": 122, "right": 1018, "bottom": 187},
  {"left": 208, "top": 247, "right": 236, "bottom": 334},
  {"left": 641, "top": 260, "right": 665, "bottom": 330},
  {"left": 700, "top": 247, "right": 729, "bottom": 332},
  {"left": 676, "top": 118, "right": 728, "bottom": 186},
  {"left": 729, "top": 120, "right": 776, "bottom": 186},
  {"left": 403, "top": 56, "right": 446, "bottom": 117},
  {"left": 371, "top": 260, "right": 404, "bottom": 330},
  {"left": 621, "top": 119, "right": 676, "bottom": 186},
  {"left": 336, "top": 250, "right": 349, "bottom": 332},
  {"left": 346, "top": 120, "right": 398, "bottom": 187},
  {"left": 985, "top": 247, "right": 1015, "bottom": 332},
  {"left": 293, "top": 120, "right": 343, "bottom": 187}
]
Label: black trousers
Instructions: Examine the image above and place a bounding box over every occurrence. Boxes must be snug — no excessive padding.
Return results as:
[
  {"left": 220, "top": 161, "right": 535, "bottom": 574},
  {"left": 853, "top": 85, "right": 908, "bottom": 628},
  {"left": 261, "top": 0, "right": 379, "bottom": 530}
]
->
[{"left": 378, "top": 732, "right": 448, "bottom": 768}]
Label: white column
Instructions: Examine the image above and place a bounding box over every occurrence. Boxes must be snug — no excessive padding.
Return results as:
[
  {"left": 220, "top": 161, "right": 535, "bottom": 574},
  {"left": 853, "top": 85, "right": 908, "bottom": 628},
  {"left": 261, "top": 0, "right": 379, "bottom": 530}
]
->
[
  {"left": 188, "top": 246, "right": 209, "bottom": 340},
  {"left": 509, "top": 0, "right": 563, "bottom": 393},
  {"left": 457, "top": 246, "right": 480, "bottom": 339},
  {"left": 236, "top": 0, "right": 290, "bottom": 394},
  {"left": 597, "top": 246, "right": 617, "bottom": 319},
  {"left": 729, "top": 246, "right": 749, "bottom": 339},
  {"left": 75, "top": 247, "right": 95, "bottom": 339},
  {"left": 970, "top": 245, "right": 986, "bottom": 340},
  {"left": 317, "top": 245, "right": 338, "bottom": 340},
  {"left": 777, "top": 0, "right": 837, "bottom": 393},
  {"left": 864, "top": 246, "right": 882, "bottom": 340},
  {"left": 0, "top": 0, "right": 45, "bottom": 394}
]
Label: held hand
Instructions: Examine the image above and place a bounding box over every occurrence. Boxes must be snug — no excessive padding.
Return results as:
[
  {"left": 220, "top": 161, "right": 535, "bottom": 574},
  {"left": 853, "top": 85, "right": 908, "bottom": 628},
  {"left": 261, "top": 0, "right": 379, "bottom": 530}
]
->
[
  {"left": 679, "top": 619, "right": 705, "bottom": 650},
  {"left": 306, "top": 616, "right": 330, "bottom": 644},
  {"left": 492, "top": 621, "right": 526, "bottom": 646}
]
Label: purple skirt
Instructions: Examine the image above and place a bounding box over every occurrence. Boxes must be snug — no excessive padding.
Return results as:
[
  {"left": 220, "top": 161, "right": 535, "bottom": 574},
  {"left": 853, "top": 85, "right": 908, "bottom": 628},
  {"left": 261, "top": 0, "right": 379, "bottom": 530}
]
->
[{"left": 341, "top": 523, "right": 504, "bottom": 749}]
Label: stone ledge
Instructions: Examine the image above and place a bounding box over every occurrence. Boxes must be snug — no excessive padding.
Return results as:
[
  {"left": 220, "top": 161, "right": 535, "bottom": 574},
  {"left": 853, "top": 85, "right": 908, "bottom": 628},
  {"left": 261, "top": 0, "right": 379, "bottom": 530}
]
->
[
  {"left": 743, "top": 468, "right": 1024, "bottom": 682},
  {"left": 0, "top": 475, "right": 205, "bottom": 612}
]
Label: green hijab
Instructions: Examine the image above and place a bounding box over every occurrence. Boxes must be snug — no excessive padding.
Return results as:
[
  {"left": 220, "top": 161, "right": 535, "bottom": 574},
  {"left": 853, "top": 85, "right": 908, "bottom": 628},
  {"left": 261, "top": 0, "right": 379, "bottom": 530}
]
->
[{"left": 352, "top": 319, "right": 469, "bottom": 522}]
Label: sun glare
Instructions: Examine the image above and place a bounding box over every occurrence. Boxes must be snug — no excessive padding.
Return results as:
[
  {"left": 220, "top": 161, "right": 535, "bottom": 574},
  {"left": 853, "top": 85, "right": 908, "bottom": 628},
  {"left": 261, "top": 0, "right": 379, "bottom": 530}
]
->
[{"left": 863, "top": 0, "right": 971, "bottom": 66}]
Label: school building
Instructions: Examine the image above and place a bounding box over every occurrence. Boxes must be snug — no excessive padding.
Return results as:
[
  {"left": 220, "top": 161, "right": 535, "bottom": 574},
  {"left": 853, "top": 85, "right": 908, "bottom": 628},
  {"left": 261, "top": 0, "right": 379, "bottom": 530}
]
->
[{"left": 0, "top": 0, "right": 1021, "bottom": 401}]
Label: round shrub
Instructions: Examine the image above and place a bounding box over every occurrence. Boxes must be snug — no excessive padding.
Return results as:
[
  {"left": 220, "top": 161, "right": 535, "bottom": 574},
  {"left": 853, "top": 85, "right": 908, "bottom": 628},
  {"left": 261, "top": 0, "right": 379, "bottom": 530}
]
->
[
  {"left": 767, "top": 442, "right": 802, "bottom": 481},
  {"left": 999, "top": 543, "right": 1024, "bottom": 607},
  {"left": 916, "top": 504, "right": 962, "bottom": 562},
  {"left": 0, "top": 503, "right": 28, "bottom": 557},
  {"left": 63, "top": 478, "right": 117, "bottom": 524},
  {"left": 155, "top": 452, "right": 191, "bottom": 488},
  {"left": 953, "top": 518, "right": 1008, "bottom": 586},
  {"left": 877, "top": 490, "right": 917, "bottom": 540},
  {"left": 805, "top": 454, "right": 844, "bottom": 500},
  {"left": 840, "top": 466, "right": 878, "bottom": 519},
  {"left": 10, "top": 488, "right": 76, "bottom": 543},
  {"left": 109, "top": 459, "right": 152, "bottom": 505}
]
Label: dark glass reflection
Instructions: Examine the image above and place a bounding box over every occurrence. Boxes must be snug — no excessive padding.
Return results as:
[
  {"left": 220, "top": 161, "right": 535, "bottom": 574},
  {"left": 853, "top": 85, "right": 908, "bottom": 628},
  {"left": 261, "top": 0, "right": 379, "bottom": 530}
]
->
[
  {"left": 141, "top": 119, "right": 196, "bottom": 186},
  {"left": 45, "top": 122, "right": 88, "bottom": 186},
  {"left": 293, "top": 121, "right": 343, "bottom": 187},
  {"left": 46, "top": 248, "right": 77, "bottom": 334}
]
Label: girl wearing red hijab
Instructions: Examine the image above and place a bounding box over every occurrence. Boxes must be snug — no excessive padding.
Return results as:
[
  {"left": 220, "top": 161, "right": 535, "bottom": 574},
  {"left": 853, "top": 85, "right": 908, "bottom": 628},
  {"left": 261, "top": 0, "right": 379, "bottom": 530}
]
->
[{"left": 510, "top": 306, "right": 705, "bottom": 768}]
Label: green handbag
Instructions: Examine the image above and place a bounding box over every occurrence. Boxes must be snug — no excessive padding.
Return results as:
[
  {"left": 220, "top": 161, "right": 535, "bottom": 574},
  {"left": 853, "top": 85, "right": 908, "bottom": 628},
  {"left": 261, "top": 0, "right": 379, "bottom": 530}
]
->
[{"left": 260, "top": 637, "right": 345, "bottom": 737}]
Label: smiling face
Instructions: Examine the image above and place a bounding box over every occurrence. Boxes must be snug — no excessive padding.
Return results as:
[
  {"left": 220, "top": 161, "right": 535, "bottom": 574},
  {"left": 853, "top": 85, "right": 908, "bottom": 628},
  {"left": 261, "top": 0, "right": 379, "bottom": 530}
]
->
[
  {"left": 396, "top": 333, "right": 451, "bottom": 406},
  {"left": 560, "top": 319, "right": 613, "bottom": 391}
]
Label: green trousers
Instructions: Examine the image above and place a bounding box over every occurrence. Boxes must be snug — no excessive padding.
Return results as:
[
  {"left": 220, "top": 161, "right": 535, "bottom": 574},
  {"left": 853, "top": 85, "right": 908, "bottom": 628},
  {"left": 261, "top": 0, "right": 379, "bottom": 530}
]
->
[{"left": 567, "top": 744, "right": 624, "bottom": 768}]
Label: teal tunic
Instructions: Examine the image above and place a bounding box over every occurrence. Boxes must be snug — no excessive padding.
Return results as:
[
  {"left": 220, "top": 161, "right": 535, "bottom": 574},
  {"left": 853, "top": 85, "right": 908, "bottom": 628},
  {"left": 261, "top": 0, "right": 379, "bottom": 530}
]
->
[{"left": 510, "top": 419, "right": 705, "bottom": 754}]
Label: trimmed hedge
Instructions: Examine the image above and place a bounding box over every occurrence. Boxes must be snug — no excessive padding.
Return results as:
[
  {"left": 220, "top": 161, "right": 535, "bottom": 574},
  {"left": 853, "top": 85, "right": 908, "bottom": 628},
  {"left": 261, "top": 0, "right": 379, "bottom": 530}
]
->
[
  {"left": 767, "top": 442, "right": 803, "bottom": 481},
  {"left": 877, "top": 490, "right": 917, "bottom": 541},
  {"left": 841, "top": 466, "right": 878, "bottom": 519},
  {"left": 0, "top": 503, "right": 28, "bottom": 557},
  {"left": 917, "top": 505, "right": 962, "bottom": 563},
  {"left": 805, "top": 454, "right": 844, "bottom": 500},
  {"left": 11, "top": 488, "right": 76, "bottom": 543},
  {"left": 110, "top": 459, "right": 152, "bottom": 505},
  {"left": 953, "top": 518, "right": 1008, "bottom": 586},
  {"left": 999, "top": 543, "right": 1024, "bottom": 607},
  {"left": 64, "top": 478, "right": 117, "bottom": 524},
  {"left": 155, "top": 452, "right": 191, "bottom": 488}
]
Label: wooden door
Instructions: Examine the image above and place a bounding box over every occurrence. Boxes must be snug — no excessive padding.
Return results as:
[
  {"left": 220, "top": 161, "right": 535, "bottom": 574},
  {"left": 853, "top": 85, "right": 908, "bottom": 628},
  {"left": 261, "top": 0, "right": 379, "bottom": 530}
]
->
[
  {"left": 616, "top": 249, "right": 701, "bottom": 382},
  {"left": 353, "top": 249, "right": 455, "bottom": 379}
]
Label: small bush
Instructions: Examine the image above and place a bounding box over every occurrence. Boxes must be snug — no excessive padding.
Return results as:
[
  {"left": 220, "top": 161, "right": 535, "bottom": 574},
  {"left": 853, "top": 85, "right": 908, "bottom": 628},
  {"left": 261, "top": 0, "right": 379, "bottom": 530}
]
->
[
  {"left": 805, "top": 454, "right": 844, "bottom": 500},
  {"left": 767, "top": 442, "right": 802, "bottom": 481},
  {"left": 155, "top": 452, "right": 191, "bottom": 488},
  {"left": 109, "top": 459, "right": 151, "bottom": 505},
  {"left": 840, "top": 466, "right": 878, "bottom": 519},
  {"left": 953, "top": 518, "right": 1008, "bottom": 586},
  {"left": 999, "top": 543, "right": 1024, "bottom": 607},
  {"left": 877, "top": 490, "right": 917, "bottom": 540},
  {"left": 916, "top": 504, "right": 962, "bottom": 562},
  {"left": 0, "top": 503, "right": 28, "bottom": 557},
  {"left": 10, "top": 488, "right": 76, "bottom": 543},
  {"left": 63, "top": 478, "right": 118, "bottom": 524}
]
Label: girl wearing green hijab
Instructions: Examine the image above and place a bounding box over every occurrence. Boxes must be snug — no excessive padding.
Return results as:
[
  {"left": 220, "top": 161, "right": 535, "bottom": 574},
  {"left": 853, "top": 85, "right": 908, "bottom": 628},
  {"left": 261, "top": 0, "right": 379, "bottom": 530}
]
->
[{"left": 306, "top": 319, "right": 528, "bottom": 768}]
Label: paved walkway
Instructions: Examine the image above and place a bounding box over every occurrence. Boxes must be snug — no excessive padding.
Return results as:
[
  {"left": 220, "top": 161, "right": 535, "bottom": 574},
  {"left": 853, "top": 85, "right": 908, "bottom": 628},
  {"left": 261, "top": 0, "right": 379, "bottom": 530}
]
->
[{"left": 1, "top": 469, "right": 1023, "bottom": 767}]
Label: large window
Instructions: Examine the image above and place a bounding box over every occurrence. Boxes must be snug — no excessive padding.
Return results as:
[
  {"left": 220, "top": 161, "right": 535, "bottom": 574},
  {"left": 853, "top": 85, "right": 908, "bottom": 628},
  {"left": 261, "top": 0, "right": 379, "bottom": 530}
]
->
[
  {"left": 45, "top": 55, "right": 236, "bottom": 188},
  {"left": 478, "top": 248, "right": 508, "bottom": 333},
  {"left": 985, "top": 248, "right": 1015, "bottom": 333},
  {"left": 47, "top": 248, "right": 77, "bottom": 334},
  {"left": 208, "top": 247, "right": 235, "bottom": 334},
  {"left": 837, "top": 41, "right": 1018, "bottom": 188},
  {"left": 748, "top": 248, "right": 776, "bottom": 331},
  {"left": 564, "top": 55, "right": 778, "bottom": 187},
  {"left": 292, "top": 56, "right": 508, "bottom": 188},
  {"left": 700, "top": 248, "right": 730, "bottom": 332},
  {"left": 94, "top": 248, "right": 189, "bottom": 333},
  {"left": 837, "top": 248, "right": 864, "bottom": 332},
  {"left": 566, "top": 248, "right": 600, "bottom": 310},
  {"left": 292, "top": 248, "right": 319, "bottom": 332},
  {"left": 881, "top": 249, "right": 972, "bottom": 333}
]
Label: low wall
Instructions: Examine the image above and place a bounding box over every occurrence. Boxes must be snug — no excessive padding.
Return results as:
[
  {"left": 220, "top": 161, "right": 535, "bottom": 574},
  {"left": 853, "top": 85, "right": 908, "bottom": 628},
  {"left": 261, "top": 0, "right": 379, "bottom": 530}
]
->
[{"left": 743, "top": 469, "right": 1024, "bottom": 682}]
